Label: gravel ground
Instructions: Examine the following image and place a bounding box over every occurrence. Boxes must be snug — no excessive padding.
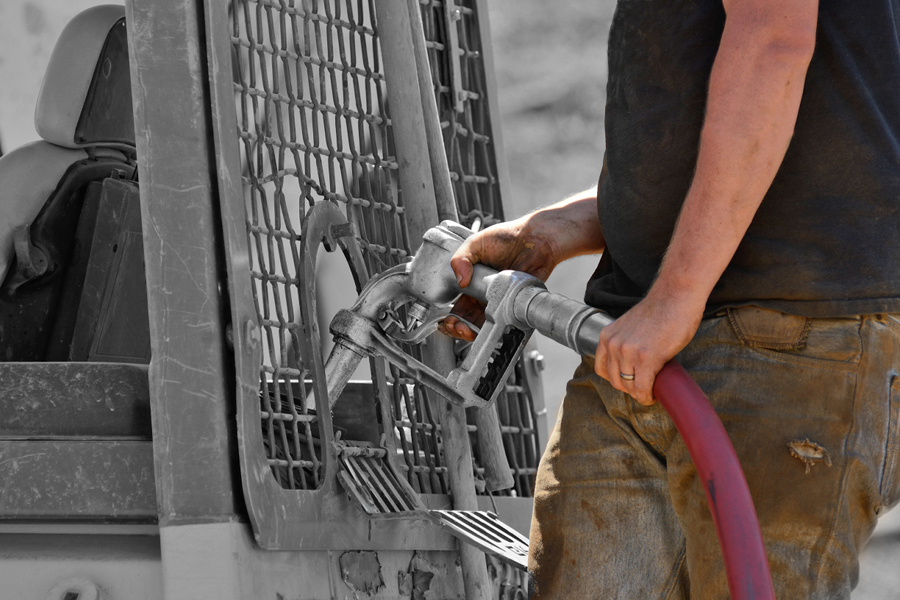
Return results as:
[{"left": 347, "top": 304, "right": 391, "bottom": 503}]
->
[{"left": 485, "top": 2, "right": 900, "bottom": 596}]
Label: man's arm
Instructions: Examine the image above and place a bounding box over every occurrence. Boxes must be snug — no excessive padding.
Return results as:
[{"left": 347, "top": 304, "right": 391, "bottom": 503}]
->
[
  {"left": 597, "top": 0, "right": 819, "bottom": 403},
  {"left": 441, "top": 187, "right": 604, "bottom": 341},
  {"left": 451, "top": 187, "right": 604, "bottom": 286}
]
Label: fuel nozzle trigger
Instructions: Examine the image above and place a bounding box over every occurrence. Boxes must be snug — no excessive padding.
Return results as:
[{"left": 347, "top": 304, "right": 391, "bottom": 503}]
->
[{"left": 444, "top": 266, "right": 542, "bottom": 408}]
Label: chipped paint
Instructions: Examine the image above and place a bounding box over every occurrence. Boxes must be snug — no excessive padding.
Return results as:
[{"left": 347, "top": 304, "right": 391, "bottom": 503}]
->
[
  {"left": 788, "top": 439, "right": 832, "bottom": 474},
  {"left": 401, "top": 552, "right": 464, "bottom": 600},
  {"left": 398, "top": 566, "right": 434, "bottom": 600},
  {"left": 340, "top": 551, "right": 385, "bottom": 597}
]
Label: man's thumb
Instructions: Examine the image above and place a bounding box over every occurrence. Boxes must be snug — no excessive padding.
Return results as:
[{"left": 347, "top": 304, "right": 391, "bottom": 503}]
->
[{"left": 450, "top": 256, "right": 474, "bottom": 288}]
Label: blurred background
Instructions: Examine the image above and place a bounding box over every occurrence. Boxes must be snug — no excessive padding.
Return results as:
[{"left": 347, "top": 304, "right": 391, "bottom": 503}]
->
[
  {"left": 486, "top": 0, "right": 613, "bottom": 427},
  {"left": 1, "top": 1, "right": 897, "bottom": 596}
]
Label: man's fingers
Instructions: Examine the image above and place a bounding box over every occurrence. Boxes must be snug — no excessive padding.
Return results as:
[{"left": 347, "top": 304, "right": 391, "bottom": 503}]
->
[
  {"left": 606, "top": 350, "right": 625, "bottom": 392},
  {"left": 595, "top": 330, "right": 627, "bottom": 393},
  {"left": 594, "top": 333, "right": 610, "bottom": 380},
  {"left": 439, "top": 296, "right": 486, "bottom": 342},
  {"left": 438, "top": 316, "right": 477, "bottom": 341},
  {"left": 596, "top": 327, "right": 659, "bottom": 403},
  {"left": 437, "top": 316, "right": 457, "bottom": 337},
  {"left": 453, "top": 296, "right": 487, "bottom": 329},
  {"left": 454, "top": 321, "right": 477, "bottom": 342},
  {"left": 632, "top": 369, "right": 657, "bottom": 405},
  {"left": 601, "top": 331, "right": 629, "bottom": 393}
]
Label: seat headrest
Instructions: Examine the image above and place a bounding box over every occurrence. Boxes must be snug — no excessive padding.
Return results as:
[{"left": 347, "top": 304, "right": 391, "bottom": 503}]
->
[{"left": 34, "top": 5, "right": 134, "bottom": 151}]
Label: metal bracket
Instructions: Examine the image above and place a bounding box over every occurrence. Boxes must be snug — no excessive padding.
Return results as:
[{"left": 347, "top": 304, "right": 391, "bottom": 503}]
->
[{"left": 443, "top": 0, "right": 466, "bottom": 112}]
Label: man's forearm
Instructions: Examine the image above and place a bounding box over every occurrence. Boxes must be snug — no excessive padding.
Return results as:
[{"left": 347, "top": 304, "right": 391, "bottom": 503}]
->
[
  {"left": 652, "top": 0, "right": 818, "bottom": 307},
  {"left": 524, "top": 187, "right": 605, "bottom": 265}
]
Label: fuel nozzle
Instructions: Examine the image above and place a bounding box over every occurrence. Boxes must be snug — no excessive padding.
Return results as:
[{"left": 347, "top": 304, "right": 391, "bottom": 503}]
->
[{"left": 324, "top": 221, "right": 538, "bottom": 408}]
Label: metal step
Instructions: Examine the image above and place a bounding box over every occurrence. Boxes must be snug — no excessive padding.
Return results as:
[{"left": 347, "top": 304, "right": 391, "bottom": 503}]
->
[
  {"left": 430, "top": 509, "right": 529, "bottom": 570},
  {"left": 336, "top": 442, "right": 529, "bottom": 570}
]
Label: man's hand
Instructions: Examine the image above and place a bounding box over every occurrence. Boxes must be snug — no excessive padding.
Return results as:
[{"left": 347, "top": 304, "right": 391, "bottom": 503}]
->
[
  {"left": 439, "top": 218, "right": 561, "bottom": 342},
  {"left": 439, "top": 188, "right": 606, "bottom": 342},
  {"left": 595, "top": 287, "right": 705, "bottom": 405}
]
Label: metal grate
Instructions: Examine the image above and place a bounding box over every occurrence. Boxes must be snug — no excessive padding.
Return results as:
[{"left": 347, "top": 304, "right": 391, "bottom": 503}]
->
[
  {"left": 335, "top": 448, "right": 530, "bottom": 571},
  {"left": 337, "top": 445, "right": 421, "bottom": 514},
  {"left": 231, "top": 0, "right": 409, "bottom": 490},
  {"left": 230, "top": 0, "right": 541, "bottom": 498},
  {"left": 419, "top": 0, "right": 542, "bottom": 497},
  {"left": 389, "top": 366, "right": 450, "bottom": 494},
  {"left": 231, "top": 0, "right": 458, "bottom": 496},
  {"left": 418, "top": 0, "right": 504, "bottom": 226},
  {"left": 431, "top": 510, "right": 530, "bottom": 570}
]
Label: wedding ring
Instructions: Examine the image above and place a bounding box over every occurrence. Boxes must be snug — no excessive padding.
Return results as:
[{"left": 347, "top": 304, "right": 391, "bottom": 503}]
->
[{"left": 619, "top": 372, "right": 635, "bottom": 381}]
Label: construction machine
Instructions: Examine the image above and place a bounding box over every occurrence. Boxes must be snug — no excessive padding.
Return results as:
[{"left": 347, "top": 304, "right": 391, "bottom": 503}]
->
[{"left": 0, "top": 2, "right": 547, "bottom": 598}]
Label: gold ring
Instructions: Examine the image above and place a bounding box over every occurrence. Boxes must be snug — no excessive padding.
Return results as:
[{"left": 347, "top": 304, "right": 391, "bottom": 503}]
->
[{"left": 620, "top": 372, "right": 635, "bottom": 381}]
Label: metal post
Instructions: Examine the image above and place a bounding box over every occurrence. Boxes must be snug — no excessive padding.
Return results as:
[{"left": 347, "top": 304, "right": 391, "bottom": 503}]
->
[
  {"left": 407, "top": 0, "right": 457, "bottom": 224},
  {"left": 407, "top": 0, "right": 513, "bottom": 493},
  {"left": 126, "top": 1, "right": 248, "bottom": 597},
  {"left": 126, "top": 0, "right": 240, "bottom": 528},
  {"left": 373, "top": 1, "right": 492, "bottom": 597}
]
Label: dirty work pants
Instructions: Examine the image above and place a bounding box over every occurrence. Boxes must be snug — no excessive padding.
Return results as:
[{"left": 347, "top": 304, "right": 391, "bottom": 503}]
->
[{"left": 528, "top": 308, "right": 900, "bottom": 599}]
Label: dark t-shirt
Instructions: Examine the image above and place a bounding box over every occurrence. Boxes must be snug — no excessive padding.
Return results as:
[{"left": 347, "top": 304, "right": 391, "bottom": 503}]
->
[{"left": 585, "top": 0, "right": 900, "bottom": 318}]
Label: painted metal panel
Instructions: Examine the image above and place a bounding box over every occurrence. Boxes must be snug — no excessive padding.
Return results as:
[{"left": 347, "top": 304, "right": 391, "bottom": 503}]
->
[
  {"left": 0, "top": 532, "right": 162, "bottom": 600},
  {"left": 127, "top": 0, "right": 242, "bottom": 522},
  {"left": 0, "top": 362, "right": 150, "bottom": 438},
  {"left": 0, "top": 440, "right": 156, "bottom": 520}
]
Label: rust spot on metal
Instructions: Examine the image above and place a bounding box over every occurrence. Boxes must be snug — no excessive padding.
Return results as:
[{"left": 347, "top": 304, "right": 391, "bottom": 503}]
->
[
  {"left": 339, "top": 551, "right": 385, "bottom": 597},
  {"left": 788, "top": 438, "right": 832, "bottom": 474}
]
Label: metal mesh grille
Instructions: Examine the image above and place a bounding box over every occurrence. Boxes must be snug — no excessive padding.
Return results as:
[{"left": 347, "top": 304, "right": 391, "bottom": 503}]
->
[
  {"left": 230, "top": 0, "right": 541, "bottom": 497},
  {"left": 419, "top": 0, "right": 503, "bottom": 225},
  {"left": 486, "top": 364, "right": 541, "bottom": 496},
  {"left": 390, "top": 367, "right": 450, "bottom": 494},
  {"left": 231, "top": 0, "right": 409, "bottom": 490},
  {"left": 419, "top": 0, "right": 542, "bottom": 497}
]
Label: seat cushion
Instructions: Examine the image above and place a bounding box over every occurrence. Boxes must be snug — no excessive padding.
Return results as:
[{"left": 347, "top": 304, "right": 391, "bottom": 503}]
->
[{"left": 0, "top": 141, "right": 88, "bottom": 283}]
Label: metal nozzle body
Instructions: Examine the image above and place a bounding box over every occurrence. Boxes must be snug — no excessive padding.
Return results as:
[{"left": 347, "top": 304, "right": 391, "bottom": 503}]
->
[{"left": 324, "top": 219, "right": 614, "bottom": 408}]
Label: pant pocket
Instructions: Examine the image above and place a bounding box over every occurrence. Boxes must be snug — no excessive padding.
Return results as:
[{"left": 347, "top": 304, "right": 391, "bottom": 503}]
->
[
  {"left": 879, "top": 375, "right": 900, "bottom": 512},
  {"left": 727, "top": 306, "right": 810, "bottom": 350},
  {"left": 726, "top": 306, "right": 862, "bottom": 369}
]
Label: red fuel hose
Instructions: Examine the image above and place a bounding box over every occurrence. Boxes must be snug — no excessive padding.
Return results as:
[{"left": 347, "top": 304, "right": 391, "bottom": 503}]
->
[
  {"left": 447, "top": 261, "right": 775, "bottom": 597},
  {"left": 654, "top": 360, "right": 775, "bottom": 600}
]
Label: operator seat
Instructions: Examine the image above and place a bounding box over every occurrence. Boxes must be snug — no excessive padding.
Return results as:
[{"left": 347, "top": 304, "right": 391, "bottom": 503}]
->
[
  {"left": 0, "top": 4, "right": 149, "bottom": 362},
  {"left": 0, "top": 6, "right": 155, "bottom": 526}
]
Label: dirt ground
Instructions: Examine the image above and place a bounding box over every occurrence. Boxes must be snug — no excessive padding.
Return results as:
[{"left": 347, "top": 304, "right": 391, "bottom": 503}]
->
[{"left": 484, "top": 2, "right": 899, "bottom": 597}]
